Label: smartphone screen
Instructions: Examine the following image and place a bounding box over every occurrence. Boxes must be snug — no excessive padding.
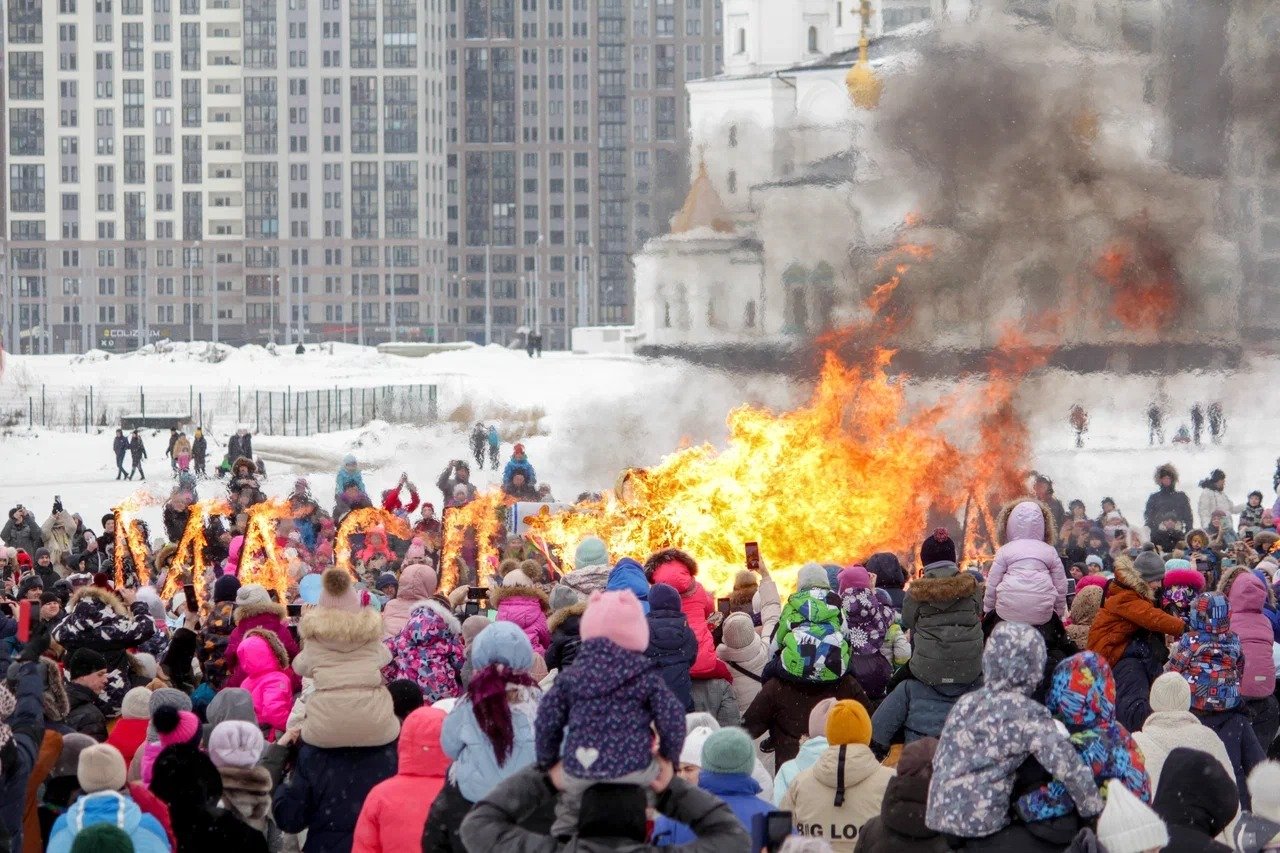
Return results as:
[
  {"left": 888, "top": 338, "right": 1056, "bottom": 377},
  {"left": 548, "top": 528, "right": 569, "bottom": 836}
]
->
[
  {"left": 716, "top": 597, "right": 731, "bottom": 615},
  {"left": 183, "top": 583, "right": 199, "bottom": 613},
  {"left": 286, "top": 603, "right": 303, "bottom": 618},
  {"left": 750, "top": 811, "right": 793, "bottom": 852},
  {"left": 744, "top": 541, "right": 761, "bottom": 572}
]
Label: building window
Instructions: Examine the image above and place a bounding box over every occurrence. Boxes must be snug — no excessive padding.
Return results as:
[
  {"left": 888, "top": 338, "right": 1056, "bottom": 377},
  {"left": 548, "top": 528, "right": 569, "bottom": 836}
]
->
[
  {"left": 744, "top": 300, "right": 756, "bottom": 328},
  {"left": 735, "top": 28, "right": 745, "bottom": 55},
  {"left": 728, "top": 125, "right": 738, "bottom": 148},
  {"left": 244, "top": 77, "right": 278, "bottom": 154},
  {"left": 351, "top": 162, "right": 379, "bottom": 239},
  {"left": 383, "top": 76, "right": 417, "bottom": 153},
  {"left": 808, "top": 26, "right": 818, "bottom": 53},
  {"left": 727, "top": 170, "right": 737, "bottom": 194},
  {"left": 350, "top": 76, "right": 378, "bottom": 153},
  {"left": 8, "top": 108, "right": 44, "bottom": 155}
]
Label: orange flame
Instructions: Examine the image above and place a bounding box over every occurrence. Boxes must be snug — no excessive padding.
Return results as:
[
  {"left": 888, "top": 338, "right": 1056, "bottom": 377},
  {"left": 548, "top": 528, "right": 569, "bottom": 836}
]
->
[
  {"left": 335, "top": 507, "right": 413, "bottom": 576},
  {"left": 113, "top": 494, "right": 159, "bottom": 588},
  {"left": 162, "top": 498, "right": 232, "bottom": 609},
  {"left": 1092, "top": 216, "right": 1183, "bottom": 332},
  {"left": 237, "top": 499, "right": 293, "bottom": 601},
  {"left": 440, "top": 492, "right": 510, "bottom": 593}
]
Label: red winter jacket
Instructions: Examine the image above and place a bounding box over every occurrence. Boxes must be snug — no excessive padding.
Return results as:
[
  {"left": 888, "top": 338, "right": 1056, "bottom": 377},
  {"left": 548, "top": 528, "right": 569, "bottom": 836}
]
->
[
  {"left": 353, "top": 707, "right": 449, "bottom": 853},
  {"left": 382, "top": 487, "right": 420, "bottom": 515},
  {"left": 650, "top": 561, "right": 731, "bottom": 681}
]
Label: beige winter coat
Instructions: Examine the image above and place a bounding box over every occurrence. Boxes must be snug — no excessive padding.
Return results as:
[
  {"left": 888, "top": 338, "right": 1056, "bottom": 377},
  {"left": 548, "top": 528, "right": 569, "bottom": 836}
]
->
[
  {"left": 716, "top": 636, "right": 769, "bottom": 713},
  {"left": 41, "top": 511, "right": 77, "bottom": 568},
  {"left": 1133, "top": 709, "right": 1235, "bottom": 793},
  {"left": 293, "top": 606, "right": 399, "bottom": 748},
  {"left": 780, "top": 743, "right": 894, "bottom": 853}
]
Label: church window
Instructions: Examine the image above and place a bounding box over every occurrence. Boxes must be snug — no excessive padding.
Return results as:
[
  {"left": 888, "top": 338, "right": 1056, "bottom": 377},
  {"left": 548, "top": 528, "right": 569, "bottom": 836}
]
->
[
  {"left": 807, "top": 26, "right": 818, "bottom": 53},
  {"left": 744, "top": 299, "right": 756, "bottom": 328},
  {"left": 727, "top": 170, "right": 737, "bottom": 194},
  {"left": 728, "top": 125, "right": 737, "bottom": 147},
  {"left": 735, "top": 28, "right": 745, "bottom": 54}
]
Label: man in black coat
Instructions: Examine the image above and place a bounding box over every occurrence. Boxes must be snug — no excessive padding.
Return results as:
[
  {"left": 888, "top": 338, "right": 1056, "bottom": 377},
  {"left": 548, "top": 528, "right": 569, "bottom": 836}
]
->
[
  {"left": 65, "top": 648, "right": 110, "bottom": 742},
  {"left": 128, "top": 430, "right": 148, "bottom": 481},
  {"left": 1144, "top": 463, "right": 1194, "bottom": 532},
  {"left": 113, "top": 429, "right": 129, "bottom": 479}
]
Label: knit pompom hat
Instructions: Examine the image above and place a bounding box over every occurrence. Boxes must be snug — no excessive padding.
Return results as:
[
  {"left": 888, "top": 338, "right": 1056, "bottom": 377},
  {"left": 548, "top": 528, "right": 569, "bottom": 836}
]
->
[
  {"left": 153, "top": 704, "right": 201, "bottom": 749},
  {"left": 69, "top": 824, "right": 135, "bottom": 853},
  {"left": 234, "top": 583, "right": 271, "bottom": 607},
  {"left": 797, "top": 562, "right": 830, "bottom": 591},
  {"left": 575, "top": 536, "right": 609, "bottom": 569},
  {"left": 837, "top": 566, "right": 871, "bottom": 593},
  {"left": 549, "top": 583, "right": 581, "bottom": 611},
  {"left": 1149, "top": 672, "right": 1192, "bottom": 713},
  {"left": 473, "top": 620, "right": 534, "bottom": 671},
  {"left": 826, "top": 699, "right": 872, "bottom": 747},
  {"left": 580, "top": 589, "right": 649, "bottom": 652},
  {"left": 208, "top": 720, "right": 265, "bottom": 769},
  {"left": 720, "top": 612, "right": 757, "bottom": 650},
  {"left": 318, "top": 567, "right": 361, "bottom": 612},
  {"left": 920, "top": 528, "right": 957, "bottom": 565},
  {"left": 77, "top": 744, "right": 127, "bottom": 793},
  {"left": 121, "top": 687, "right": 152, "bottom": 720},
  {"left": 213, "top": 573, "right": 241, "bottom": 603},
  {"left": 1096, "top": 783, "right": 1169, "bottom": 853},
  {"left": 701, "top": 727, "right": 755, "bottom": 776},
  {"left": 808, "top": 697, "right": 837, "bottom": 739},
  {"left": 1248, "top": 761, "right": 1280, "bottom": 824},
  {"left": 1134, "top": 548, "right": 1167, "bottom": 585}
]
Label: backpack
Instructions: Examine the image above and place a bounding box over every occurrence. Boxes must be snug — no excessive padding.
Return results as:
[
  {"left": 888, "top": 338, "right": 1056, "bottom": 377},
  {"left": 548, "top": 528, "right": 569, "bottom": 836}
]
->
[{"left": 772, "top": 588, "right": 850, "bottom": 683}]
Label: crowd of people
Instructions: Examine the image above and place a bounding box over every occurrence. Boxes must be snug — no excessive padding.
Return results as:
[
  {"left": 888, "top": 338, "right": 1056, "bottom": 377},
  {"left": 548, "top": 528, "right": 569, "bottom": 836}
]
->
[{"left": 1, "top": 455, "right": 1280, "bottom": 853}]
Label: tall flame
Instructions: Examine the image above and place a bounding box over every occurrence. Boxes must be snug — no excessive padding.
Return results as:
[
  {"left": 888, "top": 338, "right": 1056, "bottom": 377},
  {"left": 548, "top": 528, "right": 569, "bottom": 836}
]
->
[
  {"left": 162, "top": 498, "right": 232, "bottom": 608},
  {"left": 335, "top": 507, "right": 414, "bottom": 575},
  {"left": 113, "top": 495, "right": 158, "bottom": 588},
  {"left": 440, "top": 492, "right": 509, "bottom": 592},
  {"left": 237, "top": 499, "right": 294, "bottom": 601}
]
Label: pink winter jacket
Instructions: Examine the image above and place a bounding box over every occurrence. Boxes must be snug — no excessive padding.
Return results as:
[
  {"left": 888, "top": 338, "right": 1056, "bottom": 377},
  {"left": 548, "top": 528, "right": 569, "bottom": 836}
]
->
[
  {"left": 983, "top": 500, "right": 1068, "bottom": 625},
  {"left": 1225, "top": 568, "right": 1278, "bottom": 699},
  {"left": 238, "top": 631, "right": 295, "bottom": 734},
  {"left": 651, "top": 560, "right": 722, "bottom": 679},
  {"left": 493, "top": 584, "right": 551, "bottom": 656}
]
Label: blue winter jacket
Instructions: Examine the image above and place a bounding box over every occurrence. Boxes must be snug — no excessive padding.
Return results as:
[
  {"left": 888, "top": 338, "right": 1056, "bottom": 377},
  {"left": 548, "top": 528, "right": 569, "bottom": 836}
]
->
[
  {"left": 273, "top": 742, "right": 397, "bottom": 853},
  {"left": 487, "top": 427, "right": 500, "bottom": 448},
  {"left": 47, "top": 791, "right": 171, "bottom": 853},
  {"left": 0, "top": 657, "right": 42, "bottom": 851},
  {"left": 871, "top": 677, "right": 973, "bottom": 750},
  {"left": 441, "top": 691, "right": 539, "bottom": 802},
  {"left": 772, "top": 736, "right": 827, "bottom": 806},
  {"left": 651, "top": 771, "right": 775, "bottom": 845},
  {"left": 645, "top": 583, "right": 698, "bottom": 712},
  {"left": 605, "top": 558, "right": 651, "bottom": 614},
  {"left": 334, "top": 466, "right": 367, "bottom": 496},
  {"left": 502, "top": 457, "right": 536, "bottom": 487}
]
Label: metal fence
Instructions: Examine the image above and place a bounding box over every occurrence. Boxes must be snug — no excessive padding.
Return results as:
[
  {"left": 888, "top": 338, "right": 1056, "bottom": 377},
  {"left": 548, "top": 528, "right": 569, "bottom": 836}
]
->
[{"left": 0, "top": 383, "right": 437, "bottom": 436}]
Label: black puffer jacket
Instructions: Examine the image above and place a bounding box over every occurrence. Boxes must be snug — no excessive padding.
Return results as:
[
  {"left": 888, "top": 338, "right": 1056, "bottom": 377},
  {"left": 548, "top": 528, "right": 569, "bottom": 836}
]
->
[
  {"left": 1152, "top": 747, "right": 1235, "bottom": 853},
  {"left": 644, "top": 583, "right": 697, "bottom": 712},
  {"left": 854, "top": 738, "right": 948, "bottom": 853},
  {"left": 900, "top": 562, "right": 984, "bottom": 688},
  {"left": 52, "top": 586, "right": 156, "bottom": 714},
  {"left": 545, "top": 603, "right": 586, "bottom": 672}
]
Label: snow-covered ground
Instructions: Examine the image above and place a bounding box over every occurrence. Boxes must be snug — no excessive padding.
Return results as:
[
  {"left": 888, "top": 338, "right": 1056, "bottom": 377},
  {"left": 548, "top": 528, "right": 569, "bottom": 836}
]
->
[{"left": 1, "top": 341, "right": 1276, "bottom": 544}]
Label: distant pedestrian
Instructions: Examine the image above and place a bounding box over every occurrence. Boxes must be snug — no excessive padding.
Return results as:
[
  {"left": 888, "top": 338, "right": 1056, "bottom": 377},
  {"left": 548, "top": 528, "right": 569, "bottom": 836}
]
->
[
  {"left": 534, "top": 333, "right": 543, "bottom": 358},
  {"left": 486, "top": 425, "right": 500, "bottom": 471},
  {"left": 1207, "top": 402, "right": 1225, "bottom": 445},
  {"left": 113, "top": 429, "right": 129, "bottom": 480},
  {"left": 192, "top": 428, "right": 208, "bottom": 478},
  {"left": 526, "top": 332, "right": 536, "bottom": 359},
  {"left": 1147, "top": 403, "right": 1164, "bottom": 446},
  {"left": 469, "top": 422, "right": 486, "bottom": 469},
  {"left": 129, "top": 431, "right": 148, "bottom": 481},
  {"left": 1190, "top": 404, "right": 1204, "bottom": 446},
  {"left": 1069, "top": 404, "right": 1088, "bottom": 449}
]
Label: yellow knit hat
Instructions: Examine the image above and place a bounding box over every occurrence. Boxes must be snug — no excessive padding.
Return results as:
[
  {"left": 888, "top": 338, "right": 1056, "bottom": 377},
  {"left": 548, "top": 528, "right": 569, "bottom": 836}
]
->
[{"left": 825, "top": 699, "right": 872, "bottom": 746}]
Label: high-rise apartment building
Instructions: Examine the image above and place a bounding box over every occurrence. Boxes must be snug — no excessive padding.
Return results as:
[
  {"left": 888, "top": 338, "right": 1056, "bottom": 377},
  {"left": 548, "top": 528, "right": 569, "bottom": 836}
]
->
[
  {"left": 445, "top": 0, "right": 722, "bottom": 346},
  {"left": 2, "top": 0, "right": 447, "bottom": 352}
]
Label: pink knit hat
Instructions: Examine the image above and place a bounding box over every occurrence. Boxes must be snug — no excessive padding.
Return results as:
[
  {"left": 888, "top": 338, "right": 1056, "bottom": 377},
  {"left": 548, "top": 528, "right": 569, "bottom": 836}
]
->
[
  {"left": 580, "top": 589, "right": 649, "bottom": 652},
  {"left": 838, "top": 566, "right": 871, "bottom": 593},
  {"left": 153, "top": 705, "right": 201, "bottom": 749},
  {"left": 318, "top": 568, "right": 362, "bottom": 612}
]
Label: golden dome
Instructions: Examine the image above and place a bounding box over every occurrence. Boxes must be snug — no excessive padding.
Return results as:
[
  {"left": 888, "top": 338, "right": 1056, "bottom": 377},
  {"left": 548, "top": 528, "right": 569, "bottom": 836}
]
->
[
  {"left": 845, "top": 35, "right": 880, "bottom": 110},
  {"left": 670, "top": 159, "right": 735, "bottom": 235}
]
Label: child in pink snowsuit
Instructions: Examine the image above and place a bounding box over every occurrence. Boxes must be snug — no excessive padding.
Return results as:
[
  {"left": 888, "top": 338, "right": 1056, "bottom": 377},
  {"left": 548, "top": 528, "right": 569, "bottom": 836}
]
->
[{"left": 983, "top": 499, "right": 1069, "bottom": 625}]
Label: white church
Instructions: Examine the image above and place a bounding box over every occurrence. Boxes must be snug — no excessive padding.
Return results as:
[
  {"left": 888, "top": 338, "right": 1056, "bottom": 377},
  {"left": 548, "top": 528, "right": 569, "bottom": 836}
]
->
[{"left": 577, "top": 0, "right": 1241, "bottom": 362}]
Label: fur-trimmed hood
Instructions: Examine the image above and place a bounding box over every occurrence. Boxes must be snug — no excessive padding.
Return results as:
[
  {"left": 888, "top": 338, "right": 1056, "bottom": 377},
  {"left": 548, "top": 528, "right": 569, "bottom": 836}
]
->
[
  {"left": 1109, "top": 560, "right": 1157, "bottom": 602},
  {"left": 1154, "top": 463, "right": 1179, "bottom": 486},
  {"left": 409, "top": 598, "right": 463, "bottom": 636},
  {"left": 67, "top": 584, "right": 128, "bottom": 617},
  {"left": 242, "top": 627, "right": 290, "bottom": 670},
  {"left": 299, "top": 604, "right": 384, "bottom": 650},
  {"left": 996, "top": 498, "right": 1056, "bottom": 547},
  {"left": 907, "top": 572, "right": 978, "bottom": 603},
  {"left": 548, "top": 601, "right": 588, "bottom": 634},
  {"left": 1164, "top": 568, "right": 1207, "bottom": 592},
  {"left": 233, "top": 600, "right": 286, "bottom": 623},
  {"left": 489, "top": 582, "right": 550, "bottom": 612}
]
